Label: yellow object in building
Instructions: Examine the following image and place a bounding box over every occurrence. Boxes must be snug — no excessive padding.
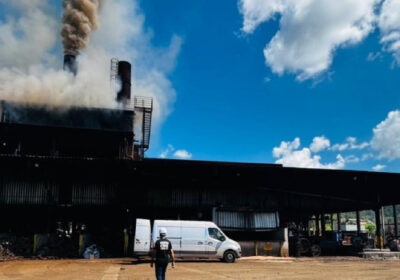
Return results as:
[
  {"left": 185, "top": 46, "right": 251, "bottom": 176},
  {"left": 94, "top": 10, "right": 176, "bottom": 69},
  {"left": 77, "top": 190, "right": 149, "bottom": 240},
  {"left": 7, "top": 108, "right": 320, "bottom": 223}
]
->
[
  {"left": 79, "top": 234, "right": 83, "bottom": 256},
  {"left": 33, "top": 234, "right": 38, "bottom": 255},
  {"left": 124, "top": 232, "right": 129, "bottom": 256},
  {"left": 263, "top": 243, "right": 273, "bottom": 251}
]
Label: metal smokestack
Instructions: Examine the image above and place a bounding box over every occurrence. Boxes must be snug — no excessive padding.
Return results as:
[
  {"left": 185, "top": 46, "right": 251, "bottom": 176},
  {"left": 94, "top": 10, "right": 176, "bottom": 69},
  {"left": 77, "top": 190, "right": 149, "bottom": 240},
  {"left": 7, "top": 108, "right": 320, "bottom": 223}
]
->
[
  {"left": 117, "top": 61, "right": 132, "bottom": 102},
  {"left": 63, "top": 54, "right": 77, "bottom": 75}
]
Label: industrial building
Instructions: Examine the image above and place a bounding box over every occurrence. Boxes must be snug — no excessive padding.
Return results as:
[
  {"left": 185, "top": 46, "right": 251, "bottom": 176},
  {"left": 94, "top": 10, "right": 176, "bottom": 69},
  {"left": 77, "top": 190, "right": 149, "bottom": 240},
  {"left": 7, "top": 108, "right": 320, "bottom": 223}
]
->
[
  {"left": 1, "top": 150, "right": 399, "bottom": 257},
  {"left": 0, "top": 54, "right": 399, "bottom": 258}
]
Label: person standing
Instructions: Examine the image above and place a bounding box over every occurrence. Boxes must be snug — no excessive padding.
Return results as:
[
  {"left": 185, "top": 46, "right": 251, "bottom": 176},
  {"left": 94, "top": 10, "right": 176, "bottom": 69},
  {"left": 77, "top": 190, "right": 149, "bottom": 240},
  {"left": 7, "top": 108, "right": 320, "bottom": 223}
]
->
[{"left": 151, "top": 227, "right": 175, "bottom": 280}]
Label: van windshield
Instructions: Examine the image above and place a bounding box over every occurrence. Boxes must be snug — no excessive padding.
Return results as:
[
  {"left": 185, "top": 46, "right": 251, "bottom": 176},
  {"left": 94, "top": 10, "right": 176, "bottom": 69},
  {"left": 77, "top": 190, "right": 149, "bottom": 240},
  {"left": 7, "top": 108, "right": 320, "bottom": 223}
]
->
[{"left": 208, "top": 228, "right": 225, "bottom": 241}]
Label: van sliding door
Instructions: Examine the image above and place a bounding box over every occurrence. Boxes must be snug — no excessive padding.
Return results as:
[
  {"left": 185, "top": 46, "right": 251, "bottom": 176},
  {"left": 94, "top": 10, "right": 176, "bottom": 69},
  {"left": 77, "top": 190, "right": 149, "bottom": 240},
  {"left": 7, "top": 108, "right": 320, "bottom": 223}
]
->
[
  {"left": 161, "top": 224, "right": 182, "bottom": 257},
  {"left": 180, "top": 227, "right": 207, "bottom": 258}
]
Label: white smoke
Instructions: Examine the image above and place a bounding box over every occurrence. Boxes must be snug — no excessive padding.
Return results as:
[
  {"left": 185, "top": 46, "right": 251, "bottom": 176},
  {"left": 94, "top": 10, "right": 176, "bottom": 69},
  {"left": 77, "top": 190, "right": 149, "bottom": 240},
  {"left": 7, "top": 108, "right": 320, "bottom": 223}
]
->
[
  {"left": 89, "top": 0, "right": 182, "bottom": 131},
  {"left": 0, "top": 0, "right": 58, "bottom": 69},
  {"left": 0, "top": 52, "right": 116, "bottom": 108},
  {"left": 0, "top": 0, "right": 181, "bottom": 132}
]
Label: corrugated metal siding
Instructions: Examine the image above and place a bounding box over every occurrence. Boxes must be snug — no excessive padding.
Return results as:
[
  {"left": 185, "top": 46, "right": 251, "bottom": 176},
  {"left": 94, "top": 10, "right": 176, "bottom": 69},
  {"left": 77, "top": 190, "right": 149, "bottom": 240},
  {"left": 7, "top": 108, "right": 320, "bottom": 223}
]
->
[
  {"left": 171, "top": 190, "right": 199, "bottom": 208},
  {"left": 213, "top": 210, "right": 279, "bottom": 230},
  {"left": 0, "top": 180, "right": 59, "bottom": 205},
  {"left": 215, "top": 211, "right": 246, "bottom": 229},
  {"left": 72, "top": 183, "right": 116, "bottom": 206},
  {"left": 252, "top": 212, "right": 279, "bottom": 229}
]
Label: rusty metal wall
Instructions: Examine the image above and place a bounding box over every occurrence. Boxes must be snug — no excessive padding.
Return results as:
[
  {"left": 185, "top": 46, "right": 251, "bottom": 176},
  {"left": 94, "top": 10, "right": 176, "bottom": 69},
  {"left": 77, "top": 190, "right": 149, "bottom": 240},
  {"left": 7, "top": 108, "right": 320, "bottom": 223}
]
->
[{"left": 239, "top": 241, "right": 282, "bottom": 257}]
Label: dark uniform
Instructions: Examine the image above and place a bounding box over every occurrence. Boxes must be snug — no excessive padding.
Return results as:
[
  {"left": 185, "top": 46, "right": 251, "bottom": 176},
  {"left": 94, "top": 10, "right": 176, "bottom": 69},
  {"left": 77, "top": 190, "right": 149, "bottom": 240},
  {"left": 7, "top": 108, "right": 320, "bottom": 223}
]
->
[{"left": 154, "top": 239, "right": 173, "bottom": 280}]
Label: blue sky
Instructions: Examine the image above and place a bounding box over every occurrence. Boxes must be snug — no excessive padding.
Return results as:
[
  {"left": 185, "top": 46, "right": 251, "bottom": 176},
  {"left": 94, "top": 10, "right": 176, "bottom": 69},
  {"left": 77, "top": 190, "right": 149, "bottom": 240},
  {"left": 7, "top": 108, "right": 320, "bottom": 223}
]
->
[
  {"left": 138, "top": 0, "right": 400, "bottom": 173},
  {"left": 1, "top": 0, "right": 400, "bottom": 173}
]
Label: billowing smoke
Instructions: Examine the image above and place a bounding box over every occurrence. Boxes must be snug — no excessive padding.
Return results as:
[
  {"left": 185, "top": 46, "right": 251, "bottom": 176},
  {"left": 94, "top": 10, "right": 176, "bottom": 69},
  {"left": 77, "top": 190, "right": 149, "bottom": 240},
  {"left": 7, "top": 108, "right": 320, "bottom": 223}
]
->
[
  {"left": 0, "top": 0, "right": 181, "bottom": 141},
  {"left": 61, "top": 0, "right": 101, "bottom": 55}
]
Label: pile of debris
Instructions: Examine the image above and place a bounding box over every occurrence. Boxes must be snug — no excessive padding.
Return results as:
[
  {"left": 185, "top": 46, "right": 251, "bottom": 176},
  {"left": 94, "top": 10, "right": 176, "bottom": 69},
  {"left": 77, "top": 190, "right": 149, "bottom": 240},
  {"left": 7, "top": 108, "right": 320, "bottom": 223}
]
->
[
  {"left": 0, "top": 242, "right": 17, "bottom": 261},
  {"left": 36, "top": 235, "right": 79, "bottom": 259},
  {"left": 0, "top": 234, "right": 33, "bottom": 261}
]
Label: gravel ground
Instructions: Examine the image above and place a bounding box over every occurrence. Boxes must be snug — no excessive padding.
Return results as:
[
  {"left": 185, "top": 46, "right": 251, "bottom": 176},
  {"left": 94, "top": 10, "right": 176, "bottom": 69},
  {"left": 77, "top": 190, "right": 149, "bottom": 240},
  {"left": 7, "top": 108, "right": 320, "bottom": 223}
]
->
[{"left": 0, "top": 257, "right": 400, "bottom": 280}]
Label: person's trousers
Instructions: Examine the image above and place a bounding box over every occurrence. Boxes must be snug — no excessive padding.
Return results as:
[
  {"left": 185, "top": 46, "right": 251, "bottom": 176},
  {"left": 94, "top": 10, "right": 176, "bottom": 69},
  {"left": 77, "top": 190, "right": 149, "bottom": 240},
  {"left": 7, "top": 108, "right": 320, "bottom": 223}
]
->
[{"left": 155, "top": 263, "right": 168, "bottom": 280}]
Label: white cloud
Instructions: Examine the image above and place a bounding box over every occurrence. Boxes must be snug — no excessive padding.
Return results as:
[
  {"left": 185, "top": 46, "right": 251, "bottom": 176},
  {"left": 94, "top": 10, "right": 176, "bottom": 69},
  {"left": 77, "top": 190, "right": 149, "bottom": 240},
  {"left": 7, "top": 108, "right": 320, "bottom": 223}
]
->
[
  {"left": 264, "top": 77, "right": 272, "bottom": 83},
  {"left": 373, "top": 164, "right": 386, "bottom": 171},
  {"left": 331, "top": 143, "right": 349, "bottom": 151},
  {"left": 173, "top": 150, "right": 193, "bottom": 160},
  {"left": 371, "top": 110, "right": 400, "bottom": 160},
  {"left": 345, "top": 155, "right": 360, "bottom": 163},
  {"left": 379, "top": 0, "right": 400, "bottom": 64},
  {"left": 272, "top": 137, "right": 300, "bottom": 158},
  {"left": 331, "top": 137, "right": 369, "bottom": 151},
  {"left": 239, "top": 0, "right": 379, "bottom": 80},
  {"left": 159, "top": 145, "right": 193, "bottom": 160},
  {"left": 310, "top": 136, "right": 330, "bottom": 153},
  {"left": 362, "top": 153, "right": 374, "bottom": 161},
  {"left": 273, "top": 137, "right": 345, "bottom": 169},
  {"left": 239, "top": 0, "right": 286, "bottom": 34},
  {"left": 367, "top": 52, "right": 382, "bottom": 61},
  {"left": 159, "top": 144, "right": 174, "bottom": 159}
]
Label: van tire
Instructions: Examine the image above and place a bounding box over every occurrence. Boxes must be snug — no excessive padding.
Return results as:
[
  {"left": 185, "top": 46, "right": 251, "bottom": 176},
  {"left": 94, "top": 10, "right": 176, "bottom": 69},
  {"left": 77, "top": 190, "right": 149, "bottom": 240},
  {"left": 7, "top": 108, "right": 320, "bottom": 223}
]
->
[{"left": 223, "top": 250, "right": 236, "bottom": 263}]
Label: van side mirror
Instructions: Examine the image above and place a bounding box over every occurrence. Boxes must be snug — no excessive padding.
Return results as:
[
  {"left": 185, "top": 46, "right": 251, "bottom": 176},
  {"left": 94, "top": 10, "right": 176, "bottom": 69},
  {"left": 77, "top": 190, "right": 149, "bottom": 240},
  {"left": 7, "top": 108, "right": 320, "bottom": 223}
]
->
[{"left": 220, "top": 236, "right": 226, "bottom": 242}]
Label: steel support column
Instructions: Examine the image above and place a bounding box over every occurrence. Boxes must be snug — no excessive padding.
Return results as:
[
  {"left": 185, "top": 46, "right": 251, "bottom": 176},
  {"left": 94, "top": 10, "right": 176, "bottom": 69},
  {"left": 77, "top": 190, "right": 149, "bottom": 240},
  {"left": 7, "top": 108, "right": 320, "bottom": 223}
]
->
[
  {"left": 321, "top": 213, "right": 326, "bottom": 235},
  {"left": 337, "top": 213, "right": 341, "bottom": 231},
  {"left": 393, "top": 205, "right": 398, "bottom": 239},
  {"left": 356, "top": 211, "right": 361, "bottom": 236},
  {"left": 375, "top": 207, "right": 383, "bottom": 249}
]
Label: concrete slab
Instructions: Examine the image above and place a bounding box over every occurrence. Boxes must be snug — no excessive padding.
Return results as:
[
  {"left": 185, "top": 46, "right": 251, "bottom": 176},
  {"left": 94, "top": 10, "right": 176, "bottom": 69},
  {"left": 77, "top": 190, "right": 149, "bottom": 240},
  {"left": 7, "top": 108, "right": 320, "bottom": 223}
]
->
[{"left": 360, "top": 251, "right": 400, "bottom": 260}]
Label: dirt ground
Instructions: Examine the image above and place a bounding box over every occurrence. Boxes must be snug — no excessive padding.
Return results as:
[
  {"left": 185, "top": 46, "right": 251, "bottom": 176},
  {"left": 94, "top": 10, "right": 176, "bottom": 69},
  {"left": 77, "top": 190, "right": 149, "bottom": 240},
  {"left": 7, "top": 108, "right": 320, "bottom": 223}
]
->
[{"left": 1, "top": 257, "right": 400, "bottom": 280}]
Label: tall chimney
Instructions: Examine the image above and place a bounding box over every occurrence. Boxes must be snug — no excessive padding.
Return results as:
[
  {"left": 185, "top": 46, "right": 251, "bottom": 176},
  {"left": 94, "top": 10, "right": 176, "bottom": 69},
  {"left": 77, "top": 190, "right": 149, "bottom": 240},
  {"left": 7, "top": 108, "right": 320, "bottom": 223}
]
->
[
  {"left": 117, "top": 61, "right": 132, "bottom": 103},
  {"left": 63, "top": 54, "right": 78, "bottom": 75}
]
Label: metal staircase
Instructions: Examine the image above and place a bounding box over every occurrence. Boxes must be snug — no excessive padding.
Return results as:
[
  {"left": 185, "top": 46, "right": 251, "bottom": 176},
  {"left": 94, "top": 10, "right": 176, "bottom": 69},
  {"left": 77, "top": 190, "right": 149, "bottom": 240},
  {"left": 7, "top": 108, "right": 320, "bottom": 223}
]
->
[{"left": 134, "top": 96, "right": 153, "bottom": 154}]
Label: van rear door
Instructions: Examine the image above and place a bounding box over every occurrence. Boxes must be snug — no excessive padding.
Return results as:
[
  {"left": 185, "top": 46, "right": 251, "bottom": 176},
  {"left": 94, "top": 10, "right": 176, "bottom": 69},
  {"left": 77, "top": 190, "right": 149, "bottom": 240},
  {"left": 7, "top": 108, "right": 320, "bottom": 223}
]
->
[{"left": 133, "top": 219, "right": 151, "bottom": 255}]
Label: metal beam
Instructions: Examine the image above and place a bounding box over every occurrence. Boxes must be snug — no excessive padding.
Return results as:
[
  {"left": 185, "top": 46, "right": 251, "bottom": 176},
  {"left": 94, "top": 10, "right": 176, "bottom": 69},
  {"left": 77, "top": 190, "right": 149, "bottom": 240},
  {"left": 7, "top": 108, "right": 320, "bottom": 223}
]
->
[{"left": 393, "top": 205, "right": 398, "bottom": 239}]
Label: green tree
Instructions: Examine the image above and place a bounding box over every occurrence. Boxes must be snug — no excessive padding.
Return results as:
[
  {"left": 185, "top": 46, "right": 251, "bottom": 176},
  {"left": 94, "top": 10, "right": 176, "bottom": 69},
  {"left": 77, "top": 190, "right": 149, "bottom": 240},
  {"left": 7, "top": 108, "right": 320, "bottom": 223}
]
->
[{"left": 365, "top": 223, "right": 376, "bottom": 236}]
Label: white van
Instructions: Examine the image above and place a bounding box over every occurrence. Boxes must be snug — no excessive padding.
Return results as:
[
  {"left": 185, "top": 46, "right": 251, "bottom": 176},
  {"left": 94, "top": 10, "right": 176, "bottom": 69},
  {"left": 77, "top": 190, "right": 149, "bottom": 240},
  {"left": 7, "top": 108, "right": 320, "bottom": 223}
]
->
[{"left": 134, "top": 219, "right": 241, "bottom": 263}]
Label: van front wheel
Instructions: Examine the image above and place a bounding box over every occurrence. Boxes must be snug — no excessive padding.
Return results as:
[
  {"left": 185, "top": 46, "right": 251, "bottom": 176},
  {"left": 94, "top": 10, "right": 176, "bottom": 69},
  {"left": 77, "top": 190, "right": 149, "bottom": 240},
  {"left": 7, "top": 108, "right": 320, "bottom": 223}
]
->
[{"left": 223, "top": 251, "right": 236, "bottom": 263}]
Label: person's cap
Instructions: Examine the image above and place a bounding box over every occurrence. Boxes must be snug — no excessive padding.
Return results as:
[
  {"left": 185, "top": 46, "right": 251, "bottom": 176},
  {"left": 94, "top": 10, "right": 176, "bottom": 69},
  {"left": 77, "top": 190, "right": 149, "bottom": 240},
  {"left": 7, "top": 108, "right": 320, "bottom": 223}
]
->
[{"left": 159, "top": 227, "right": 167, "bottom": 236}]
